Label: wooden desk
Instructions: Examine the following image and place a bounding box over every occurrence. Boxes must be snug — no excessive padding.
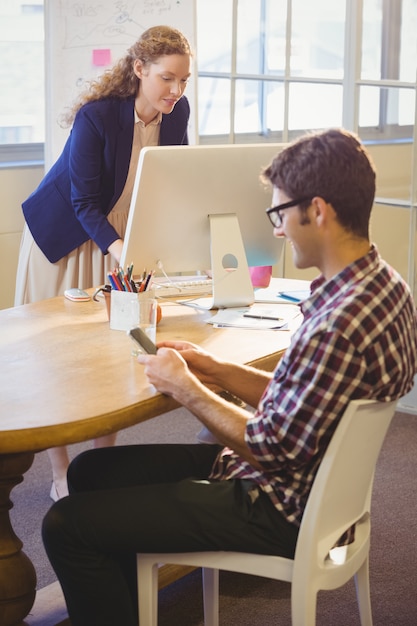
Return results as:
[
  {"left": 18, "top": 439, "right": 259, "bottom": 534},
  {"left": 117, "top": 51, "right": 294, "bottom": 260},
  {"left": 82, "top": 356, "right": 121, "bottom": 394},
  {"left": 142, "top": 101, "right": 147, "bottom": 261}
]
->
[{"left": 0, "top": 294, "right": 293, "bottom": 625}]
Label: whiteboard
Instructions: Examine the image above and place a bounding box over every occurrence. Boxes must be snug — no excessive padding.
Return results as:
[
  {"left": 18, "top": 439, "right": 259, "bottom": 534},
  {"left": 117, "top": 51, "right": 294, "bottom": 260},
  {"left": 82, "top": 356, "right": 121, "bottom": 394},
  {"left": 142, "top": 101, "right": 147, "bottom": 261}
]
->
[{"left": 44, "top": 0, "right": 196, "bottom": 169}]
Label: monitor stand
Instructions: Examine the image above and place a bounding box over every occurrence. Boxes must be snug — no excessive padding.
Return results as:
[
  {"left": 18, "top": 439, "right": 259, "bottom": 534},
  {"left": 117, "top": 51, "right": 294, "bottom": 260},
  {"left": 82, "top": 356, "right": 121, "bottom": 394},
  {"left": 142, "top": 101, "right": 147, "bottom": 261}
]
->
[{"left": 207, "top": 213, "right": 254, "bottom": 309}]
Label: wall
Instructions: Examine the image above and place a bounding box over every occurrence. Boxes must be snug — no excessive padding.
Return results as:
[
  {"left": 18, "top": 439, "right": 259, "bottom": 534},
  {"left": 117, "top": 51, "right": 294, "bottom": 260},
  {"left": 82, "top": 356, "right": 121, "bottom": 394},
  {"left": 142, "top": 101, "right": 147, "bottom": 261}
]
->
[
  {"left": 282, "top": 142, "right": 413, "bottom": 284},
  {"left": 0, "top": 165, "right": 43, "bottom": 309},
  {"left": 45, "top": 0, "right": 196, "bottom": 167},
  {"left": 0, "top": 142, "right": 413, "bottom": 310}
]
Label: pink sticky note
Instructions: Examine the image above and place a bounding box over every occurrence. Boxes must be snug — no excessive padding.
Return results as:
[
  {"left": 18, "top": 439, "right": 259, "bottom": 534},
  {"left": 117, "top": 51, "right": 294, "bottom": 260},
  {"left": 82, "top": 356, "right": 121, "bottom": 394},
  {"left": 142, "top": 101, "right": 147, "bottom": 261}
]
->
[{"left": 93, "top": 49, "right": 111, "bottom": 67}]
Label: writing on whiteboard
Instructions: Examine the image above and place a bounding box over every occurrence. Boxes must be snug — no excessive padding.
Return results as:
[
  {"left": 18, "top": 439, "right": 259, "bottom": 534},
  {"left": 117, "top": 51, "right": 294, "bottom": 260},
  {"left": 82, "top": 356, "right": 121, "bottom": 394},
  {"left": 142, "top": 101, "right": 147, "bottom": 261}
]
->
[{"left": 63, "top": 1, "right": 183, "bottom": 49}]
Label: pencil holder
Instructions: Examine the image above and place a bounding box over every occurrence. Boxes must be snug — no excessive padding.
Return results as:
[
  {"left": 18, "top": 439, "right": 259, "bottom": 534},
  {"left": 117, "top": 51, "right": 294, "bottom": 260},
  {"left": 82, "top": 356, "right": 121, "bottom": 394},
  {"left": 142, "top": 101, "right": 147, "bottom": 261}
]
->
[
  {"left": 130, "top": 292, "right": 158, "bottom": 356},
  {"left": 109, "top": 289, "right": 156, "bottom": 332}
]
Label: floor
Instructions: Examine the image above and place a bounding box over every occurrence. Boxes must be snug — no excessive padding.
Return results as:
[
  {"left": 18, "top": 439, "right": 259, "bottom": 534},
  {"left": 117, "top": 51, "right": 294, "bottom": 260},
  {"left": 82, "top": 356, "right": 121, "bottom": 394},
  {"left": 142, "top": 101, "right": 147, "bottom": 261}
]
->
[{"left": 23, "top": 582, "right": 69, "bottom": 626}]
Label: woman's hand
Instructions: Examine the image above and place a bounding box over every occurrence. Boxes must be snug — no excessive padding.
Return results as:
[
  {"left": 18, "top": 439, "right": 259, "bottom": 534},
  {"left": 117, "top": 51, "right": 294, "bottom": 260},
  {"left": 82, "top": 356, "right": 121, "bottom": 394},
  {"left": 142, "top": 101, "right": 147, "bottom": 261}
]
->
[{"left": 108, "top": 239, "right": 124, "bottom": 264}]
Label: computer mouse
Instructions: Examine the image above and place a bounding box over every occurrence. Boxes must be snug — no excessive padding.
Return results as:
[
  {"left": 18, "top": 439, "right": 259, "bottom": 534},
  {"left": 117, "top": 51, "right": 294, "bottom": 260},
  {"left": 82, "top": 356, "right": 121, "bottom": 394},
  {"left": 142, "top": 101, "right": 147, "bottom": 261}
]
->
[{"left": 64, "top": 288, "right": 91, "bottom": 302}]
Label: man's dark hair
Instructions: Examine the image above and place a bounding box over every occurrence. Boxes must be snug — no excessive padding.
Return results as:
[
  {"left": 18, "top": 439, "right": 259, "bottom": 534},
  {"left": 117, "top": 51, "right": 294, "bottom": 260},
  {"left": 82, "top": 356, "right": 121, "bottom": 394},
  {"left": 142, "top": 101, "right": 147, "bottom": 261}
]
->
[{"left": 262, "top": 128, "right": 376, "bottom": 238}]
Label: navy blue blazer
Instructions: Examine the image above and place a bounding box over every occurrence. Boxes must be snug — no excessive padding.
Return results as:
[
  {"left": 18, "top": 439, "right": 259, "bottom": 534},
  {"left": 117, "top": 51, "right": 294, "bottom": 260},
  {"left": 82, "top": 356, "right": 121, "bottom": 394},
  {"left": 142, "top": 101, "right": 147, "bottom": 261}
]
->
[{"left": 23, "top": 96, "right": 190, "bottom": 263}]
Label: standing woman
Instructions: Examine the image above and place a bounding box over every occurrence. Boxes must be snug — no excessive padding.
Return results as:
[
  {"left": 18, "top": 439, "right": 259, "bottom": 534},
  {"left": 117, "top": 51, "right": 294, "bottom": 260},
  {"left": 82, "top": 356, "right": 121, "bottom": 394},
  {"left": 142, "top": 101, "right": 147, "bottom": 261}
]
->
[{"left": 15, "top": 25, "right": 192, "bottom": 500}]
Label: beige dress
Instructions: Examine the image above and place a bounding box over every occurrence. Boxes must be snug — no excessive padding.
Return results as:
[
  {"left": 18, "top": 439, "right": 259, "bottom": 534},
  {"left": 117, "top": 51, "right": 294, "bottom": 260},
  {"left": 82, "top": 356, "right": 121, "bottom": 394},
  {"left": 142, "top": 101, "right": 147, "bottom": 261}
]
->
[{"left": 14, "top": 112, "right": 161, "bottom": 305}]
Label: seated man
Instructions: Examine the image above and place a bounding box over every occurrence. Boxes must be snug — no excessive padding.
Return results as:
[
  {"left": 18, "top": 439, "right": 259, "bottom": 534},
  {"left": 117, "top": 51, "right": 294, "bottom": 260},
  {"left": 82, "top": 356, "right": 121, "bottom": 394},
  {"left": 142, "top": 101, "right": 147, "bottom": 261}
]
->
[{"left": 42, "top": 129, "right": 417, "bottom": 626}]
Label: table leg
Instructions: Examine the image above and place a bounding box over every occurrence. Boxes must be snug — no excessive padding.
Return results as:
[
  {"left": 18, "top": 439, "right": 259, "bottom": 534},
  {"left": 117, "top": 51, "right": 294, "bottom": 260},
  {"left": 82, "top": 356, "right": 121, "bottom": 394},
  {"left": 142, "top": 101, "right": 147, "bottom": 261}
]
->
[{"left": 0, "top": 452, "right": 37, "bottom": 626}]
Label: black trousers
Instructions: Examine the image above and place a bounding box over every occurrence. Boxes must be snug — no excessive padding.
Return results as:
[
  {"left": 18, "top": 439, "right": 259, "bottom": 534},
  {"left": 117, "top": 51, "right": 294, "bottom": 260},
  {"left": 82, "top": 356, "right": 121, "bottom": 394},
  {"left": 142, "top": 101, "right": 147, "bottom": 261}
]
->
[{"left": 42, "top": 443, "right": 298, "bottom": 626}]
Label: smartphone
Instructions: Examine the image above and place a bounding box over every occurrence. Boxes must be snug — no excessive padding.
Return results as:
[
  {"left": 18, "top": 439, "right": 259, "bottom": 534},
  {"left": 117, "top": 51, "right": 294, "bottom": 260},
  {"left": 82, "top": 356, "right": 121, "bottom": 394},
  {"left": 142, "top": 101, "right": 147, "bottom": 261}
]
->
[{"left": 129, "top": 327, "right": 157, "bottom": 355}]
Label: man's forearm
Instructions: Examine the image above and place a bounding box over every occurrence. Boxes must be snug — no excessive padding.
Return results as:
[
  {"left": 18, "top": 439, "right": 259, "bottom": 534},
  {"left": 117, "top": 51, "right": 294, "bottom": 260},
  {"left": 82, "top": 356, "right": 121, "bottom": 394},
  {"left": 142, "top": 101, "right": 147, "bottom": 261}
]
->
[
  {"left": 210, "top": 361, "right": 272, "bottom": 408},
  {"left": 173, "top": 375, "right": 263, "bottom": 468}
]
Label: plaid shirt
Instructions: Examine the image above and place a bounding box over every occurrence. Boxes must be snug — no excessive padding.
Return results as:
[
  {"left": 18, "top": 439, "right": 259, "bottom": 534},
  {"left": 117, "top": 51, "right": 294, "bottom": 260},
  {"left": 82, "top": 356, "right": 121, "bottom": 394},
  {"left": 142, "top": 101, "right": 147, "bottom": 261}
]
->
[{"left": 210, "top": 245, "right": 417, "bottom": 528}]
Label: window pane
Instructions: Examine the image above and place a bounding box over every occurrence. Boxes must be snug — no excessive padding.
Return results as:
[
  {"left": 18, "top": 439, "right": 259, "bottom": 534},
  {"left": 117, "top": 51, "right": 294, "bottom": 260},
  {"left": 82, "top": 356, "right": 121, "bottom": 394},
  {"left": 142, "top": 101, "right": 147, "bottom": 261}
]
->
[
  {"left": 398, "top": 89, "right": 416, "bottom": 126},
  {"left": 0, "top": 0, "right": 44, "bottom": 145},
  {"left": 266, "top": 81, "right": 285, "bottom": 133},
  {"left": 288, "top": 83, "right": 343, "bottom": 130},
  {"left": 361, "top": 0, "right": 382, "bottom": 80},
  {"left": 291, "top": 0, "right": 346, "bottom": 79},
  {"left": 400, "top": 0, "right": 417, "bottom": 81},
  {"left": 198, "top": 77, "right": 231, "bottom": 136},
  {"left": 234, "top": 79, "right": 285, "bottom": 134},
  {"left": 236, "top": 0, "right": 263, "bottom": 74},
  {"left": 196, "top": 0, "right": 232, "bottom": 72},
  {"left": 236, "top": 0, "right": 287, "bottom": 76},
  {"left": 361, "top": 0, "right": 417, "bottom": 82},
  {"left": 359, "top": 85, "right": 416, "bottom": 129},
  {"left": 264, "top": 0, "right": 288, "bottom": 77},
  {"left": 358, "top": 86, "right": 381, "bottom": 127}
]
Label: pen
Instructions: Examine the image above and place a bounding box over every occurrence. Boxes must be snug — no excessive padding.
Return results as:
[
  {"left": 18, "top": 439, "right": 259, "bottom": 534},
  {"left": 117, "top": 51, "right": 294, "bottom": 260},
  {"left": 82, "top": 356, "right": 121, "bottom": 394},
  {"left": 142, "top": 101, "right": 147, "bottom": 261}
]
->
[
  {"left": 111, "top": 270, "right": 124, "bottom": 291},
  {"left": 143, "top": 270, "right": 154, "bottom": 291},
  {"left": 278, "top": 293, "right": 302, "bottom": 303},
  {"left": 107, "top": 272, "right": 118, "bottom": 291},
  {"left": 243, "top": 313, "right": 284, "bottom": 321}
]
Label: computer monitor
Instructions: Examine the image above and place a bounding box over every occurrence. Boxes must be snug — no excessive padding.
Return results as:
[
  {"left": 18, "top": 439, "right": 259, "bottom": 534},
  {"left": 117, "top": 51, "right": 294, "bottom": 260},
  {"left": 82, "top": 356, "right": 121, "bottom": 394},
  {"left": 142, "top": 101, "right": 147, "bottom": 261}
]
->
[{"left": 120, "top": 143, "right": 287, "bottom": 308}]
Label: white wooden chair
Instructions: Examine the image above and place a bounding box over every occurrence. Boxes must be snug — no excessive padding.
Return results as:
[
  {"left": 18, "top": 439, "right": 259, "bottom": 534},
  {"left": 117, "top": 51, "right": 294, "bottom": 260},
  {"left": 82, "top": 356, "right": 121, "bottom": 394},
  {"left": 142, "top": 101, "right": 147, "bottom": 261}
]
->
[{"left": 137, "top": 399, "right": 397, "bottom": 625}]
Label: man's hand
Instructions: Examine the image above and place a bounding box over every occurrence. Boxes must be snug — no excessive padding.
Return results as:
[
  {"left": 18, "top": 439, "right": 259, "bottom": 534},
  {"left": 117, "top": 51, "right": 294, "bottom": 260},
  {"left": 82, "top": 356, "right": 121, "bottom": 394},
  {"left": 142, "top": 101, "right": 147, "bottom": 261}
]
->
[
  {"left": 138, "top": 340, "right": 272, "bottom": 411},
  {"left": 136, "top": 347, "right": 198, "bottom": 399},
  {"left": 153, "top": 340, "right": 223, "bottom": 388}
]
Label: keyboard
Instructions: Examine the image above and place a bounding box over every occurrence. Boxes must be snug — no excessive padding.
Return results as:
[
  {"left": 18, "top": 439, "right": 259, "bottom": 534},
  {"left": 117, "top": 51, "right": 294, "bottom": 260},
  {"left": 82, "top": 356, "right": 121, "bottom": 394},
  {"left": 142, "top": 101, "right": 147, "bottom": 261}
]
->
[{"left": 152, "top": 276, "right": 213, "bottom": 298}]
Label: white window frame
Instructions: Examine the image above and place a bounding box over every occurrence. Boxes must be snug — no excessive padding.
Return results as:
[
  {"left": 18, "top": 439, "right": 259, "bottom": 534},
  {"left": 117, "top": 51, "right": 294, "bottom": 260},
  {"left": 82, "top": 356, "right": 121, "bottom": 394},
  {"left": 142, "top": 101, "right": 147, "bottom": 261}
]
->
[
  {"left": 0, "top": 0, "right": 415, "bottom": 162},
  {"left": 197, "top": 0, "right": 416, "bottom": 145}
]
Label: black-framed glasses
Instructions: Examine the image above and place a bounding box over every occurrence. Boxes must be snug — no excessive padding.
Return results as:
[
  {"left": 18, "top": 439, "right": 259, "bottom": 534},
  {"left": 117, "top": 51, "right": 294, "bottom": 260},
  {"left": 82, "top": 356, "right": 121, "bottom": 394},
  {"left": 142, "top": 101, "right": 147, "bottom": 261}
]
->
[{"left": 266, "top": 197, "right": 312, "bottom": 228}]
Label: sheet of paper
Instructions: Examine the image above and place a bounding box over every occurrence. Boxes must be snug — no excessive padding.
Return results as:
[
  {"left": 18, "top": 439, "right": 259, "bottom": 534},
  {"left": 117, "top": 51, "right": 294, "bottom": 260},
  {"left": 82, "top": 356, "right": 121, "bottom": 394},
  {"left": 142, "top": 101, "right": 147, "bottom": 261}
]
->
[
  {"left": 254, "top": 277, "right": 312, "bottom": 304},
  {"left": 208, "top": 304, "right": 301, "bottom": 329}
]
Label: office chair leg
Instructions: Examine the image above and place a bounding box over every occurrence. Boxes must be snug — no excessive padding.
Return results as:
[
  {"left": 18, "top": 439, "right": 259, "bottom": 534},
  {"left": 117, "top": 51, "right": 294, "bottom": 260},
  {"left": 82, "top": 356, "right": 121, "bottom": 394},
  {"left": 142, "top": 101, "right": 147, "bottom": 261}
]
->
[
  {"left": 291, "top": 585, "right": 318, "bottom": 626},
  {"left": 202, "top": 567, "right": 220, "bottom": 626},
  {"left": 137, "top": 557, "right": 159, "bottom": 626},
  {"left": 354, "top": 557, "right": 373, "bottom": 626}
]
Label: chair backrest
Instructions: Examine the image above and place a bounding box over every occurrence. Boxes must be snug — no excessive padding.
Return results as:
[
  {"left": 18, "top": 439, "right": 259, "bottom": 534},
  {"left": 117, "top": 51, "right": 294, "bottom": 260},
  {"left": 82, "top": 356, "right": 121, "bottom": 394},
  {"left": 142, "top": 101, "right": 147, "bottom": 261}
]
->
[{"left": 293, "top": 399, "right": 397, "bottom": 574}]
